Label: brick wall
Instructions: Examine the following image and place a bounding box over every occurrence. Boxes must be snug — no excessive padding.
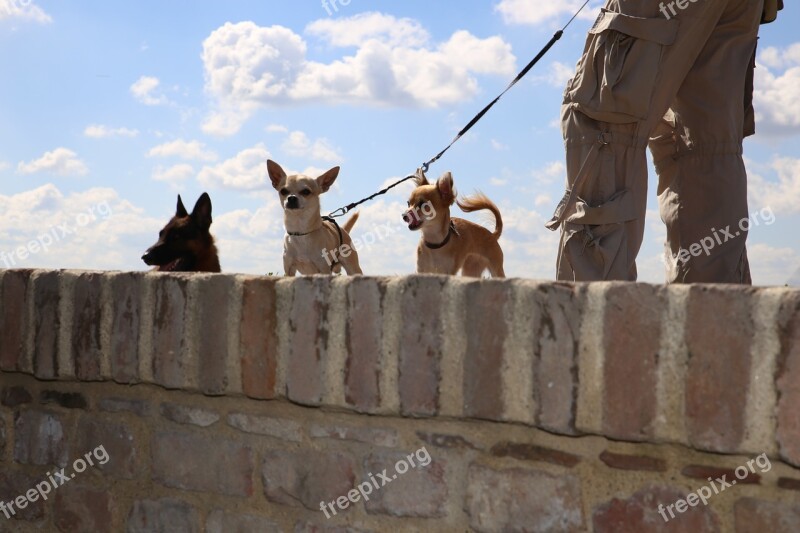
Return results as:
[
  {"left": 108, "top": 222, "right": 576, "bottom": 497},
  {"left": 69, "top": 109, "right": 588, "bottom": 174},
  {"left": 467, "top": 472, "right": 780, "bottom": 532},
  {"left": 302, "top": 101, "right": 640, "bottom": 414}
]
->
[{"left": 0, "top": 270, "right": 798, "bottom": 532}]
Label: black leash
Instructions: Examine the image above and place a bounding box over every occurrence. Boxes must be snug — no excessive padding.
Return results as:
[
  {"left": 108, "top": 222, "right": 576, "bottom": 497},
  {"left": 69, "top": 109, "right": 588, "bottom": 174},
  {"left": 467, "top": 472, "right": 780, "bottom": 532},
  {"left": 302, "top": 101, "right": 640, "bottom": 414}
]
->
[{"left": 327, "top": 0, "right": 593, "bottom": 219}]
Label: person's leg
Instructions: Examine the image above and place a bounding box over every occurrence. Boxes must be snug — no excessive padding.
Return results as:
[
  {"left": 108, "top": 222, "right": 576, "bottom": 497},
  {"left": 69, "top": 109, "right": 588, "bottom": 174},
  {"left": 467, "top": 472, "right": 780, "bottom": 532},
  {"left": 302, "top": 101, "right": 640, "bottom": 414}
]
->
[
  {"left": 554, "top": 0, "right": 738, "bottom": 281},
  {"left": 651, "top": 0, "right": 763, "bottom": 284}
]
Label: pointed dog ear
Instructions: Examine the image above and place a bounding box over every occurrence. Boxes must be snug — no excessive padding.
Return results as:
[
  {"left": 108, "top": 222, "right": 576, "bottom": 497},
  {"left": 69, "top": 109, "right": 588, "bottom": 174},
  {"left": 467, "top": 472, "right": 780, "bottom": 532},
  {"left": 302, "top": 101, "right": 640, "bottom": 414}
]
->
[
  {"left": 414, "top": 169, "right": 430, "bottom": 186},
  {"left": 267, "top": 160, "right": 287, "bottom": 190},
  {"left": 436, "top": 172, "right": 456, "bottom": 204},
  {"left": 317, "top": 166, "right": 340, "bottom": 193},
  {"left": 191, "top": 193, "right": 213, "bottom": 230},
  {"left": 176, "top": 195, "right": 189, "bottom": 217}
]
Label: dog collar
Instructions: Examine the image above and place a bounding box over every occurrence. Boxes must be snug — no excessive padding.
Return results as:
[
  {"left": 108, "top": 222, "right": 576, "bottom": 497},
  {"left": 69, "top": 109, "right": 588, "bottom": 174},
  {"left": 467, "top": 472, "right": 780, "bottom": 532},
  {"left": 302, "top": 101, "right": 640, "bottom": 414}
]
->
[
  {"left": 425, "top": 221, "right": 459, "bottom": 250},
  {"left": 287, "top": 222, "right": 325, "bottom": 237}
]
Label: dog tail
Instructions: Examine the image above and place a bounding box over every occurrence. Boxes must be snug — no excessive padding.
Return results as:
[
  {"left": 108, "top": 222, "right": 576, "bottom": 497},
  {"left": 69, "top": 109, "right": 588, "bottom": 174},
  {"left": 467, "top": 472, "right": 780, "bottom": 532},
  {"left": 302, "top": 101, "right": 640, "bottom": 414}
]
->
[
  {"left": 457, "top": 192, "right": 503, "bottom": 239},
  {"left": 343, "top": 212, "right": 360, "bottom": 234}
]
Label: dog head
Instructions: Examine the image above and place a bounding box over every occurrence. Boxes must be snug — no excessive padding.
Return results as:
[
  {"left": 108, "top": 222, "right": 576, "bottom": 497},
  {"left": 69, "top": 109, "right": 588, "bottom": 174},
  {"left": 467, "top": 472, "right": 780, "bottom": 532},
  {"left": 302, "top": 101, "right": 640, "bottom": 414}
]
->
[
  {"left": 403, "top": 171, "right": 451, "bottom": 231},
  {"left": 142, "top": 193, "right": 213, "bottom": 271},
  {"left": 267, "top": 160, "right": 339, "bottom": 216}
]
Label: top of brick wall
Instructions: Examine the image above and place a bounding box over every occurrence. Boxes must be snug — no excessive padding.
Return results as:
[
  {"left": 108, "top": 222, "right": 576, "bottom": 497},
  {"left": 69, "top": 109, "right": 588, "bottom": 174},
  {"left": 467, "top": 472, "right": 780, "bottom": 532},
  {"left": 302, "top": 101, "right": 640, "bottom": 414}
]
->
[{"left": 1, "top": 270, "right": 798, "bottom": 466}]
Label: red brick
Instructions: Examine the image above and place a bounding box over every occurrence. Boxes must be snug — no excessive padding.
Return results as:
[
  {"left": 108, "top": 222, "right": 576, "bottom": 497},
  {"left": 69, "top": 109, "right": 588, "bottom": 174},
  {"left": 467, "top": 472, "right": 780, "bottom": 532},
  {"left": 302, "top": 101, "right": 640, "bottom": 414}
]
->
[
  {"left": 286, "top": 278, "right": 330, "bottom": 406},
  {"left": 776, "top": 292, "right": 800, "bottom": 466},
  {"left": 207, "top": 509, "right": 280, "bottom": 533},
  {"left": 416, "top": 431, "right": 481, "bottom": 450},
  {"left": 77, "top": 418, "right": 137, "bottom": 479},
  {"left": 735, "top": 498, "right": 800, "bottom": 533},
  {"left": 533, "top": 283, "right": 584, "bottom": 435},
  {"left": 152, "top": 431, "right": 254, "bottom": 497},
  {"left": 778, "top": 477, "right": 800, "bottom": 491},
  {"left": 262, "top": 450, "right": 355, "bottom": 510},
  {"left": 151, "top": 275, "right": 189, "bottom": 389},
  {"left": 490, "top": 441, "right": 581, "bottom": 468},
  {"left": 681, "top": 464, "right": 761, "bottom": 485},
  {"left": 466, "top": 463, "right": 584, "bottom": 532},
  {"left": 294, "top": 522, "right": 374, "bottom": 533},
  {"left": 345, "top": 278, "right": 384, "bottom": 412},
  {"left": 54, "top": 485, "right": 113, "bottom": 533},
  {"left": 399, "top": 277, "right": 446, "bottom": 417},
  {"left": 603, "top": 284, "right": 662, "bottom": 441},
  {"left": 239, "top": 277, "right": 278, "bottom": 400},
  {"left": 195, "top": 275, "right": 234, "bottom": 395},
  {"left": 0, "top": 470, "right": 46, "bottom": 521},
  {"left": 40, "top": 390, "right": 88, "bottom": 409},
  {"left": 227, "top": 413, "right": 302, "bottom": 442},
  {"left": 108, "top": 273, "right": 143, "bottom": 384},
  {"left": 463, "top": 281, "right": 508, "bottom": 420},
  {"left": 599, "top": 451, "right": 667, "bottom": 472},
  {"left": 363, "top": 450, "right": 447, "bottom": 518},
  {"left": 0, "top": 270, "right": 33, "bottom": 371},
  {"left": 310, "top": 424, "right": 398, "bottom": 448},
  {"left": 126, "top": 498, "right": 199, "bottom": 533},
  {"left": 593, "top": 485, "right": 720, "bottom": 533},
  {"left": 0, "top": 416, "right": 5, "bottom": 460},
  {"left": 160, "top": 403, "right": 220, "bottom": 427},
  {"left": 71, "top": 273, "right": 104, "bottom": 381},
  {"left": 13, "top": 409, "right": 68, "bottom": 467},
  {"left": 685, "top": 286, "right": 754, "bottom": 453},
  {"left": 1, "top": 386, "right": 33, "bottom": 407},
  {"left": 33, "top": 271, "right": 61, "bottom": 379}
]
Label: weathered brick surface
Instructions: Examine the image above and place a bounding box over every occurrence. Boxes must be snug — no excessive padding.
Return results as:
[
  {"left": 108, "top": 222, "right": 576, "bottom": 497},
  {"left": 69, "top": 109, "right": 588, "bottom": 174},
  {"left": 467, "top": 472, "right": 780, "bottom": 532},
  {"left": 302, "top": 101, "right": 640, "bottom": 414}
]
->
[
  {"left": 599, "top": 451, "right": 667, "bottom": 472},
  {"left": 126, "top": 498, "right": 200, "bottom": 533},
  {"left": 416, "top": 431, "right": 481, "bottom": 450},
  {"left": 685, "top": 286, "right": 754, "bottom": 453},
  {"left": 466, "top": 464, "right": 584, "bottom": 532},
  {"left": 777, "top": 477, "right": 800, "bottom": 491},
  {"left": 195, "top": 275, "right": 234, "bottom": 395},
  {"left": 491, "top": 441, "right": 581, "bottom": 468},
  {"left": 735, "top": 498, "right": 800, "bottom": 532},
  {"left": 463, "top": 281, "right": 508, "bottom": 420},
  {"left": 77, "top": 418, "right": 137, "bottom": 479},
  {"left": 0, "top": 416, "right": 5, "bottom": 461},
  {"left": 227, "top": 413, "right": 303, "bottom": 442},
  {"left": 286, "top": 278, "right": 330, "bottom": 406},
  {"left": 152, "top": 432, "right": 254, "bottom": 497},
  {"left": 262, "top": 450, "right": 355, "bottom": 511},
  {"left": 345, "top": 278, "right": 383, "bottom": 412},
  {"left": 399, "top": 277, "right": 446, "bottom": 417},
  {"left": 71, "top": 273, "right": 104, "bottom": 381},
  {"left": 602, "top": 284, "right": 662, "bottom": 441},
  {"left": 1, "top": 386, "right": 33, "bottom": 407},
  {"left": 593, "top": 485, "right": 720, "bottom": 532},
  {"left": 363, "top": 451, "right": 447, "bottom": 518},
  {"left": 239, "top": 277, "right": 278, "bottom": 400},
  {"left": 294, "top": 523, "right": 373, "bottom": 533},
  {"left": 108, "top": 273, "right": 143, "bottom": 384},
  {"left": 33, "top": 271, "right": 61, "bottom": 379},
  {"left": 40, "top": 390, "right": 88, "bottom": 409},
  {"left": 776, "top": 292, "right": 800, "bottom": 466},
  {"left": 0, "top": 270, "right": 33, "bottom": 371},
  {"left": 54, "top": 485, "right": 113, "bottom": 533},
  {"left": 0, "top": 470, "right": 46, "bottom": 521},
  {"left": 310, "top": 424, "right": 398, "bottom": 448},
  {"left": 13, "top": 409, "right": 67, "bottom": 467},
  {"left": 98, "top": 397, "right": 149, "bottom": 416},
  {"left": 533, "top": 283, "right": 583, "bottom": 435},
  {"left": 151, "top": 275, "right": 190, "bottom": 389},
  {"left": 206, "top": 509, "right": 280, "bottom": 533},
  {"left": 681, "top": 465, "right": 761, "bottom": 485},
  {"left": 160, "top": 403, "right": 220, "bottom": 427}
]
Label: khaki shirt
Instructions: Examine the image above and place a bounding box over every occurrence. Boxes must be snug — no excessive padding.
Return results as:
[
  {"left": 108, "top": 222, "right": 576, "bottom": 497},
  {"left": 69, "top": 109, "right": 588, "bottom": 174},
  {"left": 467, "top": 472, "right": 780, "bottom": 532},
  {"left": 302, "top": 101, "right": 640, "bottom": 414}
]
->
[{"left": 762, "top": 0, "right": 783, "bottom": 24}]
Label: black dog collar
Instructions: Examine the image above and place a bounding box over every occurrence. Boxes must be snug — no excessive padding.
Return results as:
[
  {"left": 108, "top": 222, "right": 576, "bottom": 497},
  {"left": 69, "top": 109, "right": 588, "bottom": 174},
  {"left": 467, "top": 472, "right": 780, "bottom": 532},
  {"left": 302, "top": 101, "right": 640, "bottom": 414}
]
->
[{"left": 425, "top": 221, "right": 459, "bottom": 250}]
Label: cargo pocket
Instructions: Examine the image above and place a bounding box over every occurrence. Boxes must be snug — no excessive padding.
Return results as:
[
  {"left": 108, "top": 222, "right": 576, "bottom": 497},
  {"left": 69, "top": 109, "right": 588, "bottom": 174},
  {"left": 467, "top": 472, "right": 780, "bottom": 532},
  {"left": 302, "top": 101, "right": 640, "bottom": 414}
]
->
[{"left": 566, "top": 9, "right": 679, "bottom": 123}]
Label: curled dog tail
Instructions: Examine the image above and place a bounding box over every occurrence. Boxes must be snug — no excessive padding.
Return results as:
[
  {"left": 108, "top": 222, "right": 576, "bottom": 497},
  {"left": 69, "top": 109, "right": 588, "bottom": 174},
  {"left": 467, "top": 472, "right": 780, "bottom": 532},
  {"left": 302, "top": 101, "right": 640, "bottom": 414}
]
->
[
  {"left": 343, "top": 211, "right": 360, "bottom": 234},
  {"left": 457, "top": 192, "right": 503, "bottom": 239}
]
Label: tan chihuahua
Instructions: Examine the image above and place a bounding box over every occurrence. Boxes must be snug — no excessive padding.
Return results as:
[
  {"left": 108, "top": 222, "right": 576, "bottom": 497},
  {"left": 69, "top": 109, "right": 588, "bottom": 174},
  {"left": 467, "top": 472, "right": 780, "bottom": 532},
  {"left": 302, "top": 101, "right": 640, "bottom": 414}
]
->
[
  {"left": 267, "top": 160, "right": 362, "bottom": 276},
  {"left": 403, "top": 171, "right": 505, "bottom": 277}
]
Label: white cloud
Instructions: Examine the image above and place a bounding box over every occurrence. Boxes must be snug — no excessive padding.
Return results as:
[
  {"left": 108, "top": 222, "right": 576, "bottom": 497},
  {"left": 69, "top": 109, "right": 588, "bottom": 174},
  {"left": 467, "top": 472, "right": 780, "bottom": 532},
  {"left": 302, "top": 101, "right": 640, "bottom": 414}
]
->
[
  {"left": 152, "top": 164, "right": 194, "bottom": 183},
  {"left": 490, "top": 177, "right": 508, "bottom": 186},
  {"left": 266, "top": 124, "right": 289, "bottom": 134},
  {"left": 281, "top": 131, "right": 342, "bottom": 162},
  {"left": 84, "top": 124, "right": 140, "bottom": 139},
  {"left": 748, "top": 157, "right": 800, "bottom": 215},
  {"left": 130, "top": 76, "right": 170, "bottom": 106},
  {"left": 0, "top": 161, "right": 9, "bottom": 172},
  {"left": 0, "top": 0, "right": 51, "bottom": 23},
  {"left": 17, "top": 148, "right": 88, "bottom": 177},
  {"left": 198, "top": 143, "right": 272, "bottom": 191},
  {"left": 147, "top": 139, "right": 218, "bottom": 162},
  {"left": 201, "top": 17, "right": 516, "bottom": 135},
  {"left": 754, "top": 45, "right": 800, "bottom": 135},
  {"left": 491, "top": 140, "right": 509, "bottom": 151},
  {"left": 306, "top": 12, "right": 429, "bottom": 48},
  {"left": 747, "top": 243, "right": 800, "bottom": 287},
  {"left": 533, "top": 161, "right": 565, "bottom": 185},
  {"left": 494, "top": 0, "right": 601, "bottom": 26},
  {"left": 536, "top": 61, "right": 575, "bottom": 88}
]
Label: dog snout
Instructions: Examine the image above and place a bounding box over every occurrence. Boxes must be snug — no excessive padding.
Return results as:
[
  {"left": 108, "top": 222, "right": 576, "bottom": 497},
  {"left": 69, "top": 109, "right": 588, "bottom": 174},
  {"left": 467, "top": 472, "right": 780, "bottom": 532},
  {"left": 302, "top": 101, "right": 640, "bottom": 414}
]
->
[{"left": 286, "top": 196, "right": 300, "bottom": 210}]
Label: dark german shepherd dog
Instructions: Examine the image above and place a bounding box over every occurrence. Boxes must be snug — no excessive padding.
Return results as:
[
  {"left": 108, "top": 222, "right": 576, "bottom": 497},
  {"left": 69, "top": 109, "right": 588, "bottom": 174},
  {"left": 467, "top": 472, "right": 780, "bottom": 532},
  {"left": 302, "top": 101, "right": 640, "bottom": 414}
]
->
[{"left": 142, "top": 193, "right": 221, "bottom": 273}]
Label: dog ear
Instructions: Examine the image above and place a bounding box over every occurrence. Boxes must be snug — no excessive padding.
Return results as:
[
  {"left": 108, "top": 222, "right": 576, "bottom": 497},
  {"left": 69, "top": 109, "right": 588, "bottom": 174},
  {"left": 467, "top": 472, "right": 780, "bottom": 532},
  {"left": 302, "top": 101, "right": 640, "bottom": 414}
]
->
[
  {"left": 176, "top": 195, "right": 189, "bottom": 217},
  {"left": 414, "top": 169, "right": 430, "bottom": 186},
  {"left": 317, "top": 166, "right": 340, "bottom": 193},
  {"left": 267, "top": 160, "right": 287, "bottom": 190},
  {"left": 436, "top": 172, "right": 456, "bottom": 204},
  {"left": 191, "top": 193, "right": 213, "bottom": 230}
]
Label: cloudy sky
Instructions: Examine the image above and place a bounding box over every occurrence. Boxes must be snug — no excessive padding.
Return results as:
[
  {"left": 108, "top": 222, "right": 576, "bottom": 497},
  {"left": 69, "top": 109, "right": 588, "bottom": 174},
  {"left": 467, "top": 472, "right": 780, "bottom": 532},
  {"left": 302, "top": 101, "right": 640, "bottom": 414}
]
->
[{"left": 0, "top": 0, "right": 797, "bottom": 285}]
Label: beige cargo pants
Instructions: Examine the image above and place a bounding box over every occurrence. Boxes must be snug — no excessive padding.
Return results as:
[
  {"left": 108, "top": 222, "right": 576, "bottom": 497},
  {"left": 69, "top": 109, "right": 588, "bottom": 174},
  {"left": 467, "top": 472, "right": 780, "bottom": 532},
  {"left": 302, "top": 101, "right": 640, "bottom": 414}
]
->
[{"left": 548, "top": 0, "right": 764, "bottom": 283}]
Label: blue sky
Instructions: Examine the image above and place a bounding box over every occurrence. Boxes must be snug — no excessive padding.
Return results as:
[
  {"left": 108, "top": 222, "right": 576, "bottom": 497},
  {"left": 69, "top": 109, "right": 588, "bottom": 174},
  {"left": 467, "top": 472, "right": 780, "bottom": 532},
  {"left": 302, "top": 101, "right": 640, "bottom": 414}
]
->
[{"left": 0, "top": 0, "right": 798, "bottom": 285}]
